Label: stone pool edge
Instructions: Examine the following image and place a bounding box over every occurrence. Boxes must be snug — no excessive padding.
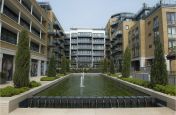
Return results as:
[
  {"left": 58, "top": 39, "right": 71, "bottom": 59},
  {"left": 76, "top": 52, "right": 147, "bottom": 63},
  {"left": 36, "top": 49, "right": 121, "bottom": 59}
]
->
[
  {"left": 103, "top": 74, "right": 176, "bottom": 111},
  {"left": 0, "top": 74, "right": 71, "bottom": 115}
]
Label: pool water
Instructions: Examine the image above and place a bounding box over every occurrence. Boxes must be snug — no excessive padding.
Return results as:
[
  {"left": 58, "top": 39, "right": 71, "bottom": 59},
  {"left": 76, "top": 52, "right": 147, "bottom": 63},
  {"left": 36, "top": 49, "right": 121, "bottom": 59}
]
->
[{"left": 36, "top": 74, "right": 147, "bottom": 96}]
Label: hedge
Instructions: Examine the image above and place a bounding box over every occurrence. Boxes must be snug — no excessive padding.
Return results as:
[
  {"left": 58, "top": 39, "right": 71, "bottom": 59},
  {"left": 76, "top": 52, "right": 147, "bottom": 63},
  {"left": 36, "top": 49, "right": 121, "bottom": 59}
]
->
[
  {"left": 40, "top": 77, "right": 56, "bottom": 81},
  {"left": 29, "top": 81, "right": 41, "bottom": 88},
  {"left": 0, "top": 81, "right": 41, "bottom": 97},
  {"left": 0, "top": 86, "right": 29, "bottom": 97},
  {"left": 120, "top": 77, "right": 176, "bottom": 96},
  {"left": 153, "top": 84, "right": 176, "bottom": 96},
  {"left": 121, "top": 77, "right": 150, "bottom": 88}
]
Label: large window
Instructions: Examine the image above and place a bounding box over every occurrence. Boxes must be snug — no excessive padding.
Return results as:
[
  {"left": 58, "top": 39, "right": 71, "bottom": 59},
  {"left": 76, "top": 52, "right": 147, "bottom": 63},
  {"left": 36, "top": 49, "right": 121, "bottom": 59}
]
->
[
  {"left": 167, "top": 12, "right": 176, "bottom": 25},
  {"left": 153, "top": 16, "right": 159, "bottom": 29},
  {"left": 1, "top": 27, "right": 17, "bottom": 44},
  {"left": 30, "top": 42, "right": 39, "bottom": 52}
]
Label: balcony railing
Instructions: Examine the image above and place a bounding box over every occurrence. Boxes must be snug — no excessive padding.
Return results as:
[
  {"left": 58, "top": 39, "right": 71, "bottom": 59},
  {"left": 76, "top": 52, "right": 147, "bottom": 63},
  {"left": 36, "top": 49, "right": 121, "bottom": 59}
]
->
[
  {"left": 3, "top": 5, "right": 18, "bottom": 22},
  {"left": 31, "top": 27, "right": 40, "bottom": 37},
  {"left": 1, "top": 28, "right": 17, "bottom": 45},
  {"left": 20, "top": 18, "right": 30, "bottom": 30},
  {"left": 21, "top": 0, "right": 31, "bottom": 12}
]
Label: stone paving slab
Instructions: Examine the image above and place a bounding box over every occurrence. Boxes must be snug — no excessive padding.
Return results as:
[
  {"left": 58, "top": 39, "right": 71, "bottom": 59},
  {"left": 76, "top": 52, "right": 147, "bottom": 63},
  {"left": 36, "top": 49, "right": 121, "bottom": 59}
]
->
[{"left": 9, "top": 107, "right": 175, "bottom": 115}]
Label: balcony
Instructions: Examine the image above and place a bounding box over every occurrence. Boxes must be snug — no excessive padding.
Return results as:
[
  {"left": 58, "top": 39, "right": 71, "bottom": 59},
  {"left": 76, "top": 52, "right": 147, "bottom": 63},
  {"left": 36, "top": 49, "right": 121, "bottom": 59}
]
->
[
  {"left": 32, "top": 11, "right": 41, "bottom": 22},
  {"left": 3, "top": 5, "right": 18, "bottom": 22},
  {"left": 20, "top": 18, "right": 30, "bottom": 30},
  {"left": 30, "top": 42, "right": 39, "bottom": 52},
  {"left": 78, "top": 40, "right": 91, "bottom": 44},
  {"left": 78, "top": 32, "right": 92, "bottom": 37},
  {"left": 53, "top": 20, "right": 61, "bottom": 29},
  {"left": 21, "top": 0, "right": 31, "bottom": 12},
  {"left": 1, "top": 27, "right": 17, "bottom": 45},
  {"left": 31, "top": 27, "right": 40, "bottom": 37}
]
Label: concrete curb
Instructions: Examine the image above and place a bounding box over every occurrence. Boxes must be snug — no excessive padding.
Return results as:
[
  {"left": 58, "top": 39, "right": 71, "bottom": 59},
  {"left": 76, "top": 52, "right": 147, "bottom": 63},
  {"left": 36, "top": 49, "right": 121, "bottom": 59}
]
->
[
  {"left": 103, "top": 74, "right": 176, "bottom": 111},
  {"left": 0, "top": 74, "right": 70, "bottom": 115}
]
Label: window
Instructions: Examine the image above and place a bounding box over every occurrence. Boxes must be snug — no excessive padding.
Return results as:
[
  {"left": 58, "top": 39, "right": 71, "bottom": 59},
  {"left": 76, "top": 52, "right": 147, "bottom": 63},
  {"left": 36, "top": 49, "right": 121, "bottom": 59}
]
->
[
  {"left": 168, "top": 40, "right": 176, "bottom": 48},
  {"left": 125, "top": 25, "right": 129, "bottom": 30},
  {"left": 149, "top": 44, "right": 152, "bottom": 48},
  {"left": 153, "top": 16, "right": 159, "bottom": 29},
  {"left": 154, "top": 31, "right": 159, "bottom": 37},
  {"left": 30, "top": 42, "right": 39, "bottom": 52},
  {"left": 1, "top": 27, "right": 17, "bottom": 44},
  {"left": 168, "top": 27, "right": 176, "bottom": 35},
  {"left": 148, "top": 21, "right": 151, "bottom": 25},
  {"left": 148, "top": 33, "right": 152, "bottom": 37},
  {"left": 167, "top": 12, "right": 176, "bottom": 25}
]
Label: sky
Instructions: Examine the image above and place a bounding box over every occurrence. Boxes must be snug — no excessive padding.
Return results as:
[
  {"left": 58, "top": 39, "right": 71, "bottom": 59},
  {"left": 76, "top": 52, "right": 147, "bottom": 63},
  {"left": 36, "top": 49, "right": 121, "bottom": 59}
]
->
[{"left": 39, "top": 0, "right": 160, "bottom": 31}]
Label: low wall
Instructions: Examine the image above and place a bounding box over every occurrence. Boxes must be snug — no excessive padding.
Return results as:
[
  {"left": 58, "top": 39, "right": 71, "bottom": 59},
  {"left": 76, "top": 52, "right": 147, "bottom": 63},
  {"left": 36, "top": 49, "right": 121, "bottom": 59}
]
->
[
  {"left": 0, "top": 74, "right": 70, "bottom": 115},
  {"left": 104, "top": 74, "right": 176, "bottom": 111}
]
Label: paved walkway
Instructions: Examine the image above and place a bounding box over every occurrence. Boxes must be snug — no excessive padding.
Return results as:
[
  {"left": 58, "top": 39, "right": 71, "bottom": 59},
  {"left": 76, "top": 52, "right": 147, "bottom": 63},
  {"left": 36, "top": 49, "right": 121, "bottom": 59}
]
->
[{"left": 9, "top": 107, "right": 175, "bottom": 115}]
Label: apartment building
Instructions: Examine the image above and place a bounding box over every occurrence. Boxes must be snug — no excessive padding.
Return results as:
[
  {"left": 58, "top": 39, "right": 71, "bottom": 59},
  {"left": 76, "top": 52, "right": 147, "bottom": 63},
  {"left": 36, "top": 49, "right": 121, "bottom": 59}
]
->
[
  {"left": 128, "top": 4, "right": 151, "bottom": 71},
  {"left": 0, "top": 0, "right": 49, "bottom": 80},
  {"left": 64, "top": 32, "right": 70, "bottom": 60},
  {"left": 108, "top": 13, "right": 135, "bottom": 71},
  {"left": 38, "top": 2, "right": 65, "bottom": 68},
  {"left": 69, "top": 28, "right": 105, "bottom": 68},
  {"left": 129, "top": 2, "right": 176, "bottom": 72}
]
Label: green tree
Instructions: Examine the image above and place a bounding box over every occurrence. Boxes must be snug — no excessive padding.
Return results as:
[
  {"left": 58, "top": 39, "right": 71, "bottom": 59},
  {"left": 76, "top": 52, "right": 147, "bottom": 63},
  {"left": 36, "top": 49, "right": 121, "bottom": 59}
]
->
[
  {"left": 13, "top": 30, "right": 30, "bottom": 88},
  {"left": 61, "top": 56, "right": 67, "bottom": 74},
  {"left": 151, "top": 36, "right": 168, "bottom": 85},
  {"left": 65, "top": 59, "right": 70, "bottom": 73},
  {"left": 122, "top": 46, "right": 131, "bottom": 77},
  {"left": 109, "top": 59, "right": 115, "bottom": 74},
  {"left": 100, "top": 58, "right": 109, "bottom": 73},
  {"left": 47, "top": 54, "right": 56, "bottom": 77}
]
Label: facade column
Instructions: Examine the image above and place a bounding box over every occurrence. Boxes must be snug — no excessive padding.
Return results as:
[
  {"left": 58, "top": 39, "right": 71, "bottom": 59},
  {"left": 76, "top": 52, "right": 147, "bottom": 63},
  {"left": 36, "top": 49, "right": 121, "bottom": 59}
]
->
[
  {"left": 0, "top": 21, "right": 2, "bottom": 38},
  {"left": 18, "top": 11, "right": 21, "bottom": 24},
  {"left": 40, "top": 16, "right": 42, "bottom": 24},
  {"left": 37, "top": 60, "right": 41, "bottom": 76},
  {"left": 12, "top": 55, "right": 15, "bottom": 74},
  {"left": 17, "top": 32, "right": 20, "bottom": 44},
  {"left": 31, "top": 5, "right": 33, "bottom": 15},
  {"left": 40, "top": 30, "right": 41, "bottom": 39},
  {"left": 1, "top": 0, "right": 4, "bottom": 13},
  {"left": 165, "top": 55, "right": 170, "bottom": 71},
  {"left": 30, "top": 21, "right": 32, "bottom": 32},
  {"left": 29, "top": 59, "right": 32, "bottom": 77},
  {"left": 39, "top": 44, "right": 41, "bottom": 53},
  {"left": 43, "top": 61, "right": 47, "bottom": 75},
  {"left": 0, "top": 53, "right": 3, "bottom": 72},
  {"left": 140, "top": 58, "right": 145, "bottom": 68}
]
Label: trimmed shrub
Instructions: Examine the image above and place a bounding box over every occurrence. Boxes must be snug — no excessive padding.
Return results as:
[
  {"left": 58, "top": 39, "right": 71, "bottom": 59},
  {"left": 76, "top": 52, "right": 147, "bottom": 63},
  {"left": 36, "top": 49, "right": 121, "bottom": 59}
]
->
[
  {"left": 48, "top": 54, "right": 56, "bottom": 77},
  {"left": 122, "top": 46, "right": 131, "bottom": 77},
  {"left": 0, "top": 86, "right": 29, "bottom": 97},
  {"left": 13, "top": 30, "right": 30, "bottom": 88},
  {"left": 29, "top": 81, "right": 41, "bottom": 88},
  {"left": 40, "top": 77, "right": 56, "bottom": 81},
  {"left": 151, "top": 36, "right": 168, "bottom": 85},
  {"left": 153, "top": 84, "right": 176, "bottom": 96},
  {"left": 109, "top": 59, "right": 115, "bottom": 74},
  {"left": 121, "top": 78, "right": 150, "bottom": 88}
]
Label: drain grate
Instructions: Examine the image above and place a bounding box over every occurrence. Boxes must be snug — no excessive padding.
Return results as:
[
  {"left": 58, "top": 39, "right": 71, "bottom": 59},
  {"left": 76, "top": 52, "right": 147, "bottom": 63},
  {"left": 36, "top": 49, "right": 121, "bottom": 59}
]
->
[{"left": 19, "top": 96, "right": 165, "bottom": 108}]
